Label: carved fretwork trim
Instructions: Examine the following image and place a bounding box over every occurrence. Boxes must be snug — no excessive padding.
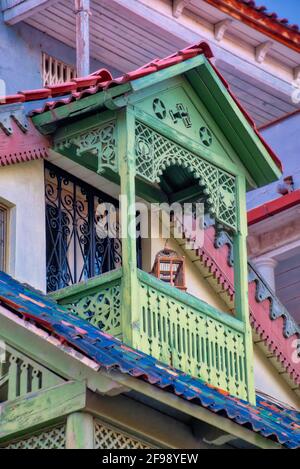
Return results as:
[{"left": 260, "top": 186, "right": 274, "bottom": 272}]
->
[
  {"left": 54, "top": 121, "right": 117, "bottom": 174},
  {"left": 248, "top": 264, "right": 299, "bottom": 338},
  {"left": 135, "top": 122, "right": 237, "bottom": 231}
]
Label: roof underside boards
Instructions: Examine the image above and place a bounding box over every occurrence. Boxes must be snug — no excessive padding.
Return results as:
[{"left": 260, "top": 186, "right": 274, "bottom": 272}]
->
[{"left": 0, "top": 270, "right": 299, "bottom": 449}]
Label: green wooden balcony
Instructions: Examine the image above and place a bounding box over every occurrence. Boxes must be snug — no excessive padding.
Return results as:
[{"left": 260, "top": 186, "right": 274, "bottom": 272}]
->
[{"left": 52, "top": 268, "right": 248, "bottom": 400}]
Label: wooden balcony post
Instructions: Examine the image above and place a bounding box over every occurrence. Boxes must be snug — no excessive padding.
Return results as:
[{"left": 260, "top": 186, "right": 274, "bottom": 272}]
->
[
  {"left": 66, "top": 412, "right": 94, "bottom": 449},
  {"left": 118, "top": 107, "right": 139, "bottom": 346},
  {"left": 234, "top": 174, "right": 255, "bottom": 405},
  {"left": 75, "top": 0, "right": 90, "bottom": 77}
]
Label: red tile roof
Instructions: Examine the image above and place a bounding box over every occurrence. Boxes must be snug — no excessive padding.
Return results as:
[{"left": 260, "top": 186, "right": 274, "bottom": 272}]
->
[
  {"left": 0, "top": 41, "right": 282, "bottom": 173},
  {"left": 204, "top": 0, "right": 300, "bottom": 51},
  {"left": 248, "top": 189, "right": 300, "bottom": 225}
]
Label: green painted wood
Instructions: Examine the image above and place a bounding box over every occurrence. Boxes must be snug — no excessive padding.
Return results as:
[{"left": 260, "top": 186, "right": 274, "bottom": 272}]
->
[
  {"left": 51, "top": 268, "right": 123, "bottom": 303},
  {"left": 118, "top": 107, "right": 140, "bottom": 346},
  {"left": 186, "top": 63, "right": 281, "bottom": 186},
  {"left": 0, "top": 381, "right": 86, "bottom": 442},
  {"left": 137, "top": 270, "right": 248, "bottom": 400},
  {"left": 133, "top": 107, "right": 241, "bottom": 178},
  {"left": 31, "top": 51, "right": 277, "bottom": 402},
  {"left": 233, "top": 175, "right": 256, "bottom": 405},
  {"left": 138, "top": 270, "right": 244, "bottom": 333},
  {"left": 51, "top": 269, "right": 123, "bottom": 338},
  {"left": 32, "top": 83, "right": 132, "bottom": 135},
  {"left": 134, "top": 120, "right": 237, "bottom": 231},
  {"left": 66, "top": 412, "right": 94, "bottom": 449},
  {"left": 2, "top": 344, "right": 63, "bottom": 404}
]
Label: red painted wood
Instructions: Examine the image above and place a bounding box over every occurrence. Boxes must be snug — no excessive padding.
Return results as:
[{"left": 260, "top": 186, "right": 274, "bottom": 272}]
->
[
  {"left": 0, "top": 119, "right": 50, "bottom": 166},
  {"left": 248, "top": 189, "right": 300, "bottom": 225}
]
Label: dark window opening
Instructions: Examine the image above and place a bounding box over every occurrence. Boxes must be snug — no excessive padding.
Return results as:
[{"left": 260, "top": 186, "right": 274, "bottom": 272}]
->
[{"left": 45, "top": 162, "right": 126, "bottom": 293}]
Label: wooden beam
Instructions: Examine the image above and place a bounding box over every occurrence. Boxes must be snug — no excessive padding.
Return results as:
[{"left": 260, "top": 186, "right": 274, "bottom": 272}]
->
[
  {"left": 75, "top": 0, "right": 90, "bottom": 77},
  {"left": 3, "top": 0, "right": 59, "bottom": 25},
  {"left": 0, "top": 381, "right": 86, "bottom": 442}
]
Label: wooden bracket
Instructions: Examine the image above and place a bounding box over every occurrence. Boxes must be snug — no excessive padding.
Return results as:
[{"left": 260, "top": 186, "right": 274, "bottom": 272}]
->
[
  {"left": 214, "top": 19, "right": 233, "bottom": 42},
  {"left": 255, "top": 41, "right": 273, "bottom": 64},
  {"left": 294, "top": 65, "right": 300, "bottom": 82},
  {"left": 172, "top": 0, "right": 191, "bottom": 18}
]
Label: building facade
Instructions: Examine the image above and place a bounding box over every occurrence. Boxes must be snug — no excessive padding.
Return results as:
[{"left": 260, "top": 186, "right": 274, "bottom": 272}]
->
[{"left": 0, "top": 0, "right": 299, "bottom": 450}]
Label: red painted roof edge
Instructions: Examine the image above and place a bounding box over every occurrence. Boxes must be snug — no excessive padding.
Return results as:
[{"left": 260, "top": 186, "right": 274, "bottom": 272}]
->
[
  {"left": 259, "top": 109, "right": 300, "bottom": 132},
  {"left": 248, "top": 189, "right": 300, "bottom": 225}
]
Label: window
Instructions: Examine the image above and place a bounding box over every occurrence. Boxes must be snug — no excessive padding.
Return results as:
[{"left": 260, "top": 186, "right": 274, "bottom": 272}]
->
[
  {"left": 45, "top": 163, "right": 123, "bottom": 293},
  {"left": 42, "top": 53, "right": 76, "bottom": 87},
  {"left": 0, "top": 205, "right": 7, "bottom": 271}
]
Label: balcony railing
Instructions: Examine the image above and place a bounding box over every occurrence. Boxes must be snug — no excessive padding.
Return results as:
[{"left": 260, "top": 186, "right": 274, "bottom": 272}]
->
[
  {"left": 52, "top": 268, "right": 123, "bottom": 338},
  {"left": 52, "top": 268, "right": 248, "bottom": 400}
]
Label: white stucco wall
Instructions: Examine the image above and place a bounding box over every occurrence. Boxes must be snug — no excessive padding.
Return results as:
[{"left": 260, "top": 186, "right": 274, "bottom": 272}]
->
[
  {"left": 0, "top": 160, "right": 46, "bottom": 292},
  {"left": 254, "top": 345, "right": 300, "bottom": 409}
]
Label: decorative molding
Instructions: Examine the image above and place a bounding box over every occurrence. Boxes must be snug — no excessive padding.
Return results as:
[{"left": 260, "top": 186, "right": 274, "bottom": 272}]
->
[
  {"left": 172, "top": 0, "right": 191, "bottom": 18},
  {"left": 214, "top": 19, "right": 233, "bottom": 42},
  {"left": 294, "top": 65, "right": 300, "bottom": 82},
  {"left": 135, "top": 121, "right": 237, "bottom": 231},
  {"left": 255, "top": 41, "right": 273, "bottom": 64},
  {"left": 54, "top": 121, "right": 118, "bottom": 174},
  {"left": 214, "top": 229, "right": 234, "bottom": 266},
  {"left": 0, "top": 104, "right": 28, "bottom": 136}
]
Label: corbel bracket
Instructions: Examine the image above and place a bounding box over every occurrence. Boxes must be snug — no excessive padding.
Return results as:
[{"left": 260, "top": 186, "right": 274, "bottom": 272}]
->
[{"left": 255, "top": 41, "right": 273, "bottom": 64}]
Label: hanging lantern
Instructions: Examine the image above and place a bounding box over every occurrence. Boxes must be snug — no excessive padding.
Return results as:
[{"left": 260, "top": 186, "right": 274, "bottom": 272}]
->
[{"left": 152, "top": 248, "right": 187, "bottom": 291}]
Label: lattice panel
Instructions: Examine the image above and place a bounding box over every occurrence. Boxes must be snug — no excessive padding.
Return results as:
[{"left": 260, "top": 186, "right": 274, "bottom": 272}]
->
[
  {"left": 64, "top": 282, "right": 122, "bottom": 337},
  {"left": 137, "top": 279, "right": 247, "bottom": 400},
  {"left": 54, "top": 122, "right": 117, "bottom": 174},
  {"left": 3, "top": 425, "right": 66, "bottom": 450},
  {"left": 94, "top": 421, "right": 151, "bottom": 449},
  {"left": 42, "top": 53, "right": 76, "bottom": 86},
  {"left": 135, "top": 122, "right": 237, "bottom": 230}
]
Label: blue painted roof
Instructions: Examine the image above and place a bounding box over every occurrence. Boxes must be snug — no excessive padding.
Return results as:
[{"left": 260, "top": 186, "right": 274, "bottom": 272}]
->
[{"left": 0, "top": 271, "right": 299, "bottom": 449}]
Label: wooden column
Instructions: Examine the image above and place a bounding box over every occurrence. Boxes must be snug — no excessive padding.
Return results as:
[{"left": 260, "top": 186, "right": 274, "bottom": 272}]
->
[
  {"left": 233, "top": 175, "right": 255, "bottom": 405},
  {"left": 118, "top": 107, "right": 139, "bottom": 346},
  {"left": 75, "top": 0, "right": 90, "bottom": 77},
  {"left": 66, "top": 412, "right": 94, "bottom": 449}
]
